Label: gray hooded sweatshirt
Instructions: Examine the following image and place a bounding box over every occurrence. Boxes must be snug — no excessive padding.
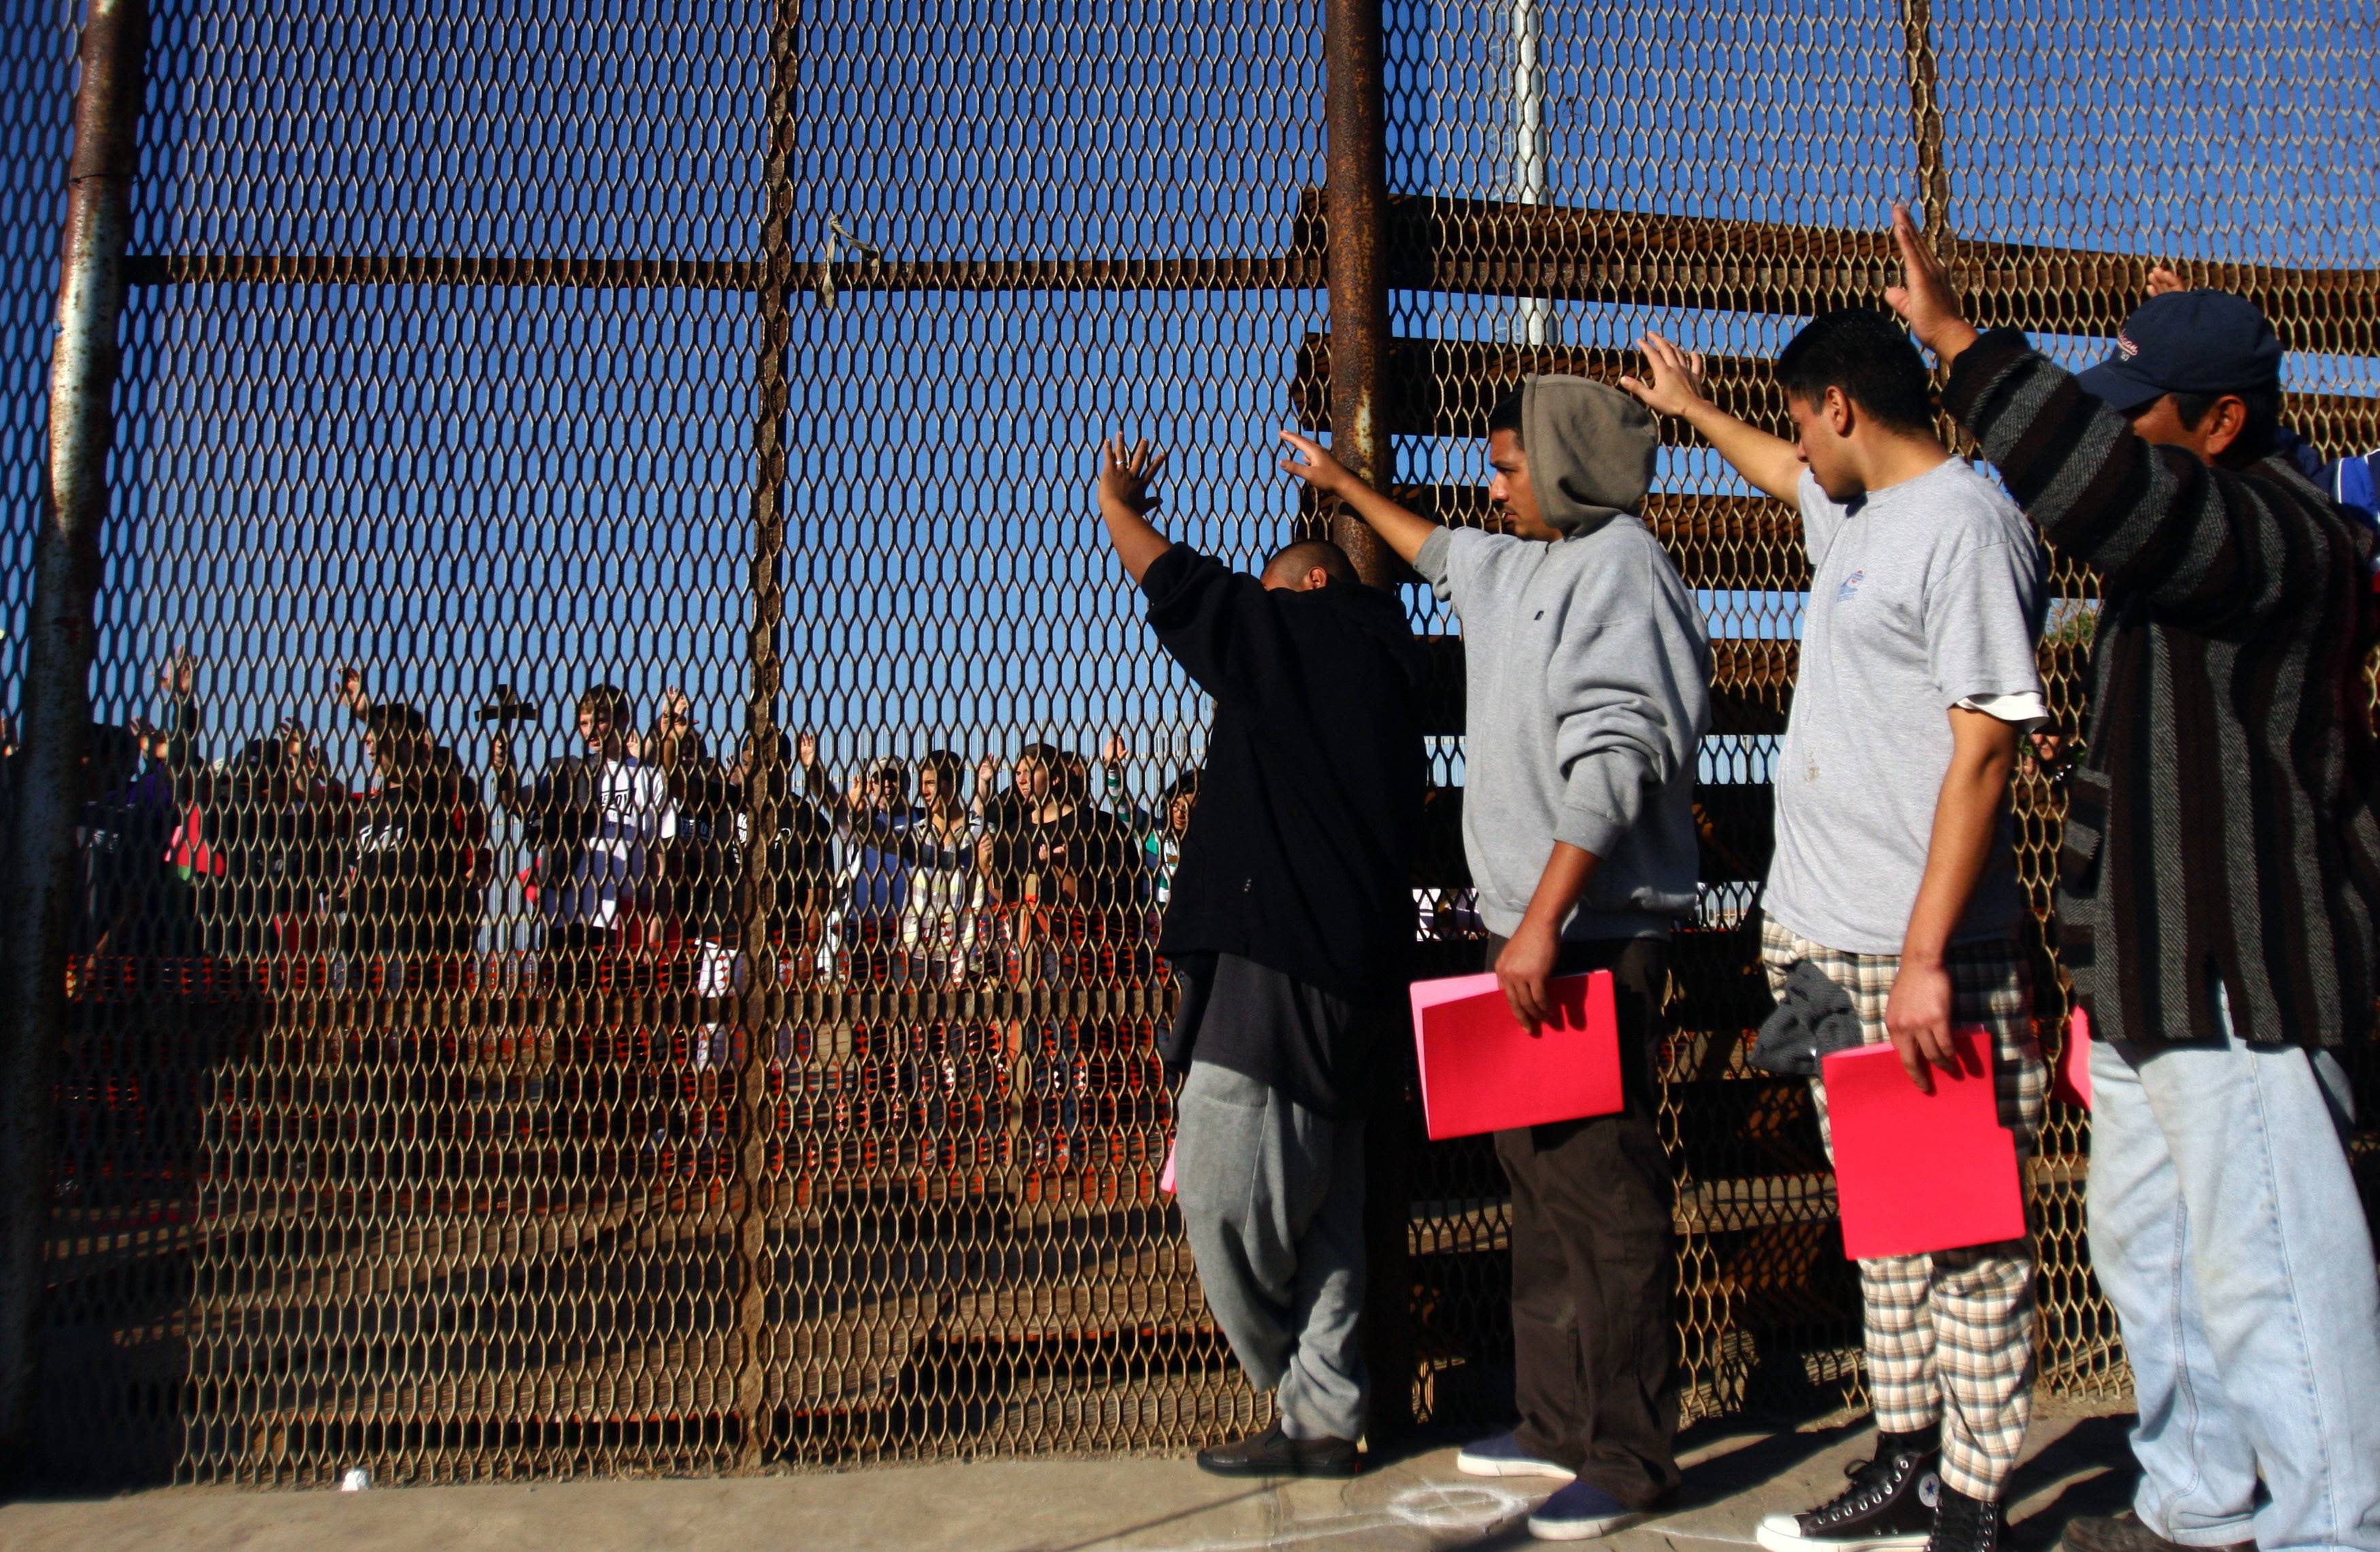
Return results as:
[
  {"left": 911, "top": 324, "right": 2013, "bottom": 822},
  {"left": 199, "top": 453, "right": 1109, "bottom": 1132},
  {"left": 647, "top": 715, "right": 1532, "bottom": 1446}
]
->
[{"left": 1414, "top": 375, "right": 1711, "bottom": 940}]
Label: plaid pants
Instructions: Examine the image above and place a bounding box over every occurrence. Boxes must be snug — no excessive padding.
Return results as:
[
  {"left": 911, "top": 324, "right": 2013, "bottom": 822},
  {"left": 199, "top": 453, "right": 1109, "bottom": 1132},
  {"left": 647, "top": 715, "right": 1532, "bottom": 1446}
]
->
[{"left": 1761, "top": 918, "right": 2047, "bottom": 1502}]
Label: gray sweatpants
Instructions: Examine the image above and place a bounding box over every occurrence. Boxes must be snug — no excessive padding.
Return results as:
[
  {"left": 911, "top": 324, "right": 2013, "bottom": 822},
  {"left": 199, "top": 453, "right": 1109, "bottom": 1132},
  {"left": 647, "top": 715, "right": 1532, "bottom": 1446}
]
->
[{"left": 1173, "top": 1060, "right": 1369, "bottom": 1443}]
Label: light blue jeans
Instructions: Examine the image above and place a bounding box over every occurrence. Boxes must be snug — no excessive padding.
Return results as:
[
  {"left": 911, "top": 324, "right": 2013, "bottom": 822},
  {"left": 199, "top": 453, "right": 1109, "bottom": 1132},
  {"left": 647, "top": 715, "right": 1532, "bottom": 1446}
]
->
[{"left": 2088, "top": 990, "right": 2380, "bottom": 1552}]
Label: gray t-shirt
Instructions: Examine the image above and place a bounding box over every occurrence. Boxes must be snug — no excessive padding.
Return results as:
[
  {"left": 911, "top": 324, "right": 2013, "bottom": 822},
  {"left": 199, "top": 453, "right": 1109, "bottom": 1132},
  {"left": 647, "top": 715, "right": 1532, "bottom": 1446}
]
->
[{"left": 1763, "top": 460, "right": 2047, "bottom": 955}]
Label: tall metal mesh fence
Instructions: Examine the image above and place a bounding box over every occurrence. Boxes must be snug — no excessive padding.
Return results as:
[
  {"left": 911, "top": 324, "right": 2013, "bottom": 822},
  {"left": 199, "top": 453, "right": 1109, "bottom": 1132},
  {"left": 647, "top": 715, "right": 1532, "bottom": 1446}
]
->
[{"left": 5, "top": 0, "right": 2375, "bottom": 1487}]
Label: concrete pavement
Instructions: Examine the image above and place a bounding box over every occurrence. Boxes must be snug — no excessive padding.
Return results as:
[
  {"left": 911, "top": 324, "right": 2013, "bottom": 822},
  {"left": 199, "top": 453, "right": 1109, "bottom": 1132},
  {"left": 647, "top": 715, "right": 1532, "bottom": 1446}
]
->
[{"left": 0, "top": 1404, "right": 2137, "bottom": 1552}]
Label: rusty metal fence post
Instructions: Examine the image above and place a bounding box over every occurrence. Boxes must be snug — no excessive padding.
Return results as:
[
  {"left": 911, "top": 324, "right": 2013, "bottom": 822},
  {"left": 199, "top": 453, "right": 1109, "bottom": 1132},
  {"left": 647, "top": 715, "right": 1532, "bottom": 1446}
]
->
[
  {"left": 1323, "top": 0, "right": 1417, "bottom": 1446},
  {"left": 1325, "top": 0, "right": 1393, "bottom": 593},
  {"left": 730, "top": 0, "right": 804, "bottom": 1472},
  {"left": 0, "top": 0, "right": 148, "bottom": 1472},
  {"left": 1897, "top": 0, "right": 1952, "bottom": 242}
]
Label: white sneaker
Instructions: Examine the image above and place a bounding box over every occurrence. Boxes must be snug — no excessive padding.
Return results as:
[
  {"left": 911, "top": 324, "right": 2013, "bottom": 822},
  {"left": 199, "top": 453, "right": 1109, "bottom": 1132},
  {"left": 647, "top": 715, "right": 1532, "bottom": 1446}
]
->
[{"left": 1455, "top": 1430, "right": 1577, "bottom": 1481}]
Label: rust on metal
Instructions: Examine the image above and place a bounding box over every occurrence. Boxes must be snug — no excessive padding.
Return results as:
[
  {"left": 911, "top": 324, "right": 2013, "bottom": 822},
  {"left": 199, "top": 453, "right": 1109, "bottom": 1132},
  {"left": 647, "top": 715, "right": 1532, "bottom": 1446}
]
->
[
  {"left": 125, "top": 251, "right": 1327, "bottom": 298},
  {"left": 1296, "top": 332, "right": 2380, "bottom": 450},
  {"left": 1898, "top": 0, "right": 1954, "bottom": 243},
  {"left": 16, "top": 0, "right": 2376, "bottom": 1493},
  {"left": 1297, "top": 191, "right": 2380, "bottom": 354},
  {"left": 0, "top": 0, "right": 152, "bottom": 1470},
  {"left": 1323, "top": 0, "right": 1394, "bottom": 589},
  {"left": 730, "top": 0, "right": 805, "bottom": 1472}
]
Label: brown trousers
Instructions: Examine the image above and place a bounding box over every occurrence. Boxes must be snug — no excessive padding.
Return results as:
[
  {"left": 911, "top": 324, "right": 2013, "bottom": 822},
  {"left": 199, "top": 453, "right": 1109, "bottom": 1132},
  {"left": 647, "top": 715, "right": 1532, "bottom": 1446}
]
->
[{"left": 1486, "top": 933, "right": 1680, "bottom": 1508}]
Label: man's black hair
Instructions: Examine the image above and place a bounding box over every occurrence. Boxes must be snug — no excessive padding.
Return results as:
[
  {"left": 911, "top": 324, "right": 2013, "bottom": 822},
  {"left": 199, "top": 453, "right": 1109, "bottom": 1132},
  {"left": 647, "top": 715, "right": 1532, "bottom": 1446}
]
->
[
  {"left": 1774, "top": 307, "right": 1937, "bottom": 437},
  {"left": 364, "top": 700, "right": 430, "bottom": 740},
  {"left": 2169, "top": 387, "right": 2281, "bottom": 462},
  {"left": 1486, "top": 387, "right": 1525, "bottom": 442},
  {"left": 1261, "top": 538, "right": 1358, "bottom": 586},
  {"left": 84, "top": 723, "right": 140, "bottom": 787}
]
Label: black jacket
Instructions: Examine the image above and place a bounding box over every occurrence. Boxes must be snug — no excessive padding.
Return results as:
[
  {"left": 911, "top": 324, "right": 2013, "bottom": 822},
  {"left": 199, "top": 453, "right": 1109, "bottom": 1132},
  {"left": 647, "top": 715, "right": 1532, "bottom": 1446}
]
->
[{"left": 1143, "top": 545, "right": 1426, "bottom": 1001}]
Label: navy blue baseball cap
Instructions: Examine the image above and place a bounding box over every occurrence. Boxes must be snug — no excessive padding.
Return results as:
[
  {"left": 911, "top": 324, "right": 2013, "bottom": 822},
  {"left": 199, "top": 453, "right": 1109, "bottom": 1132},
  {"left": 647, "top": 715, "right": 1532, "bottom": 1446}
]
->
[{"left": 2077, "top": 289, "right": 2283, "bottom": 413}]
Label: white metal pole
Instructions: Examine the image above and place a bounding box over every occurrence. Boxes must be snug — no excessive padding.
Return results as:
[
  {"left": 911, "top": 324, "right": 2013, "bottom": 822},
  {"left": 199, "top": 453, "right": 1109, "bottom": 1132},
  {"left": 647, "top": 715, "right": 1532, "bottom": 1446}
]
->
[{"left": 1510, "top": 0, "right": 1556, "bottom": 347}]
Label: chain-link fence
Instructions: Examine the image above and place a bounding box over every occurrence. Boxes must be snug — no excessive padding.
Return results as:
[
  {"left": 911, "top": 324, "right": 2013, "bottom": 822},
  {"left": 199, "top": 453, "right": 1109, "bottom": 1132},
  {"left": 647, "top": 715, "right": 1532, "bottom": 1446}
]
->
[{"left": 5, "top": 0, "right": 2375, "bottom": 1489}]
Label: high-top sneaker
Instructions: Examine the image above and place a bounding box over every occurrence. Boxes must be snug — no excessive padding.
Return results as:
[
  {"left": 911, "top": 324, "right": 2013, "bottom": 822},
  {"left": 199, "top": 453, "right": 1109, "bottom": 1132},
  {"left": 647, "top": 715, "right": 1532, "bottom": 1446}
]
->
[
  {"left": 1924, "top": 1483, "right": 2003, "bottom": 1552},
  {"left": 1755, "top": 1442, "right": 1941, "bottom": 1552}
]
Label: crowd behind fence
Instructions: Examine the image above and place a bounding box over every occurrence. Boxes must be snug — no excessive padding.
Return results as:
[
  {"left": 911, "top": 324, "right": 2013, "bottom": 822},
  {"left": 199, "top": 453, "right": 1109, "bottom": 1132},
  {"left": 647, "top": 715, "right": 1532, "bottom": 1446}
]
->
[{"left": 3, "top": 0, "right": 2376, "bottom": 1489}]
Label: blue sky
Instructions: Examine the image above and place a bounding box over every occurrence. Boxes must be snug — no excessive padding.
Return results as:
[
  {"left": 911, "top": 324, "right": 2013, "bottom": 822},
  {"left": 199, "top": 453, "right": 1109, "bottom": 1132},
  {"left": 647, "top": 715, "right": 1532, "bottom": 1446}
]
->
[{"left": 3, "top": 0, "right": 2375, "bottom": 795}]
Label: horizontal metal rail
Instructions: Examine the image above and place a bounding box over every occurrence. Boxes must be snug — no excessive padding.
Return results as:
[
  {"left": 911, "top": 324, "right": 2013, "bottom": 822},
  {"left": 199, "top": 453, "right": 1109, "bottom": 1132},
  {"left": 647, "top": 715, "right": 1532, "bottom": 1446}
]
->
[
  {"left": 126, "top": 192, "right": 2377, "bottom": 359},
  {"left": 1302, "top": 190, "right": 2380, "bottom": 354},
  {"left": 1298, "top": 334, "right": 2380, "bottom": 450}
]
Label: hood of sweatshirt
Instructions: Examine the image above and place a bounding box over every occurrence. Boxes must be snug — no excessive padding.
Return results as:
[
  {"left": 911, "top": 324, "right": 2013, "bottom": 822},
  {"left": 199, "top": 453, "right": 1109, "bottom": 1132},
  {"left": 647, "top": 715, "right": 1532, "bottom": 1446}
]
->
[{"left": 1522, "top": 375, "right": 1659, "bottom": 537}]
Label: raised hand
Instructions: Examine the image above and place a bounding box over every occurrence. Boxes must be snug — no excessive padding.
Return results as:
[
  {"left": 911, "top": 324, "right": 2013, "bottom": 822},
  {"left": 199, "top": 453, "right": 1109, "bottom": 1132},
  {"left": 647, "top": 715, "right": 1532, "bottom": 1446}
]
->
[
  {"left": 1098, "top": 434, "right": 1166, "bottom": 518},
  {"left": 796, "top": 730, "right": 819, "bottom": 769},
  {"left": 160, "top": 649, "right": 197, "bottom": 702},
  {"left": 974, "top": 753, "right": 1000, "bottom": 795},
  {"left": 128, "top": 716, "right": 167, "bottom": 763},
  {"left": 1618, "top": 332, "right": 1715, "bottom": 419},
  {"left": 1276, "top": 429, "right": 1354, "bottom": 498},
  {"left": 1883, "top": 201, "right": 1979, "bottom": 363},
  {"left": 1101, "top": 733, "right": 1129, "bottom": 770},
  {"left": 2144, "top": 264, "right": 2186, "bottom": 299},
  {"left": 336, "top": 664, "right": 369, "bottom": 717},
  {"left": 659, "top": 686, "right": 692, "bottom": 731}
]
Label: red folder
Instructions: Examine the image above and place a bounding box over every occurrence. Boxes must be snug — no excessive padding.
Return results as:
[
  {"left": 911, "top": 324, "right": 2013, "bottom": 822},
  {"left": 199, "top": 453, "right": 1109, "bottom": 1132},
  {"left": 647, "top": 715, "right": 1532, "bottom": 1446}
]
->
[
  {"left": 1821, "top": 1029, "right": 2026, "bottom": 1260},
  {"left": 1408, "top": 971, "right": 1622, "bottom": 1141},
  {"left": 2052, "top": 1006, "right": 2094, "bottom": 1111}
]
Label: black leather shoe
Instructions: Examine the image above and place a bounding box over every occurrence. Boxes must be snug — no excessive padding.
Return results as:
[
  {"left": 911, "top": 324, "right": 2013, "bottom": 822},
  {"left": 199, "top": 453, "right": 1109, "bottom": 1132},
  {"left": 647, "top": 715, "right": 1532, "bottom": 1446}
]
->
[
  {"left": 2062, "top": 1513, "right": 2254, "bottom": 1552},
  {"left": 1195, "top": 1420, "right": 1361, "bottom": 1478}
]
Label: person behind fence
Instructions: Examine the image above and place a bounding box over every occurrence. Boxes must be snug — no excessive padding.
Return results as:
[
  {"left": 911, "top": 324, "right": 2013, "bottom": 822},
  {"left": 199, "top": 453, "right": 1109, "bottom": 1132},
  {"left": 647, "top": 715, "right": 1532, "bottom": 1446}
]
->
[
  {"left": 1097, "top": 736, "right": 1202, "bottom": 910},
  {"left": 200, "top": 720, "right": 345, "bottom": 960},
  {"left": 681, "top": 727, "right": 838, "bottom": 1059},
  {"left": 335, "top": 668, "right": 488, "bottom": 989},
  {"left": 1884, "top": 207, "right": 2380, "bottom": 1552},
  {"left": 1095, "top": 434, "right": 1423, "bottom": 1479},
  {"left": 801, "top": 738, "right": 921, "bottom": 974},
  {"left": 645, "top": 687, "right": 743, "bottom": 997},
  {"left": 75, "top": 652, "right": 205, "bottom": 963},
  {"left": 1622, "top": 307, "right": 2050, "bottom": 1552},
  {"left": 729, "top": 729, "right": 836, "bottom": 962},
  {"left": 1283, "top": 378, "right": 1708, "bottom": 1540},
  {"left": 893, "top": 749, "right": 981, "bottom": 984},
  {"left": 978, "top": 741, "right": 1138, "bottom": 959},
  {"left": 490, "top": 682, "right": 677, "bottom": 989}
]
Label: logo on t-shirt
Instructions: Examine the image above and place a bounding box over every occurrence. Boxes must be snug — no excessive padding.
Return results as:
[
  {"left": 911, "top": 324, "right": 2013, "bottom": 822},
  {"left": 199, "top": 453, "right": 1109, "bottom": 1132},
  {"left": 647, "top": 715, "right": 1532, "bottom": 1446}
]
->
[{"left": 1836, "top": 568, "right": 1867, "bottom": 603}]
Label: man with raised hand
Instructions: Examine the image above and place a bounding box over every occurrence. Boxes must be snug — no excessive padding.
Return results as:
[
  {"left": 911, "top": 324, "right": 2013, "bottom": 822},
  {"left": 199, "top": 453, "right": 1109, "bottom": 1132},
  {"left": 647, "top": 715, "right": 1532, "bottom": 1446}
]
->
[
  {"left": 1622, "top": 307, "right": 2049, "bottom": 1552},
  {"left": 1281, "top": 377, "right": 1707, "bottom": 1542},
  {"left": 1886, "top": 206, "right": 2380, "bottom": 1552},
  {"left": 1095, "top": 435, "right": 1425, "bottom": 1479}
]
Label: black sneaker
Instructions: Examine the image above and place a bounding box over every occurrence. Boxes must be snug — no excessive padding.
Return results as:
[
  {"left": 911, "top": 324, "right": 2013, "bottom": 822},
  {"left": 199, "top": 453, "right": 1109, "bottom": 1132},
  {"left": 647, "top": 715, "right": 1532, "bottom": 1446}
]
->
[
  {"left": 1755, "top": 1446, "right": 1941, "bottom": 1552},
  {"left": 2062, "top": 1513, "right": 2255, "bottom": 1552},
  {"left": 1925, "top": 1485, "right": 2003, "bottom": 1552},
  {"left": 1194, "top": 1419, "right": 1360, "bottom": 1479}
]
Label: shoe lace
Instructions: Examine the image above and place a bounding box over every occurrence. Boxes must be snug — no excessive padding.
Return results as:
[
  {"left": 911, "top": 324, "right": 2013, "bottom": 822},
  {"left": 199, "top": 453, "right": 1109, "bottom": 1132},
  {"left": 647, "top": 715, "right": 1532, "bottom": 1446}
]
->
[
  {"left": 1924, "top": 1491, "right": 1998, "bottom": 1552},
  {"left": 1805, "top": 1455, "right": 1907, "bottom": 1526}
]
